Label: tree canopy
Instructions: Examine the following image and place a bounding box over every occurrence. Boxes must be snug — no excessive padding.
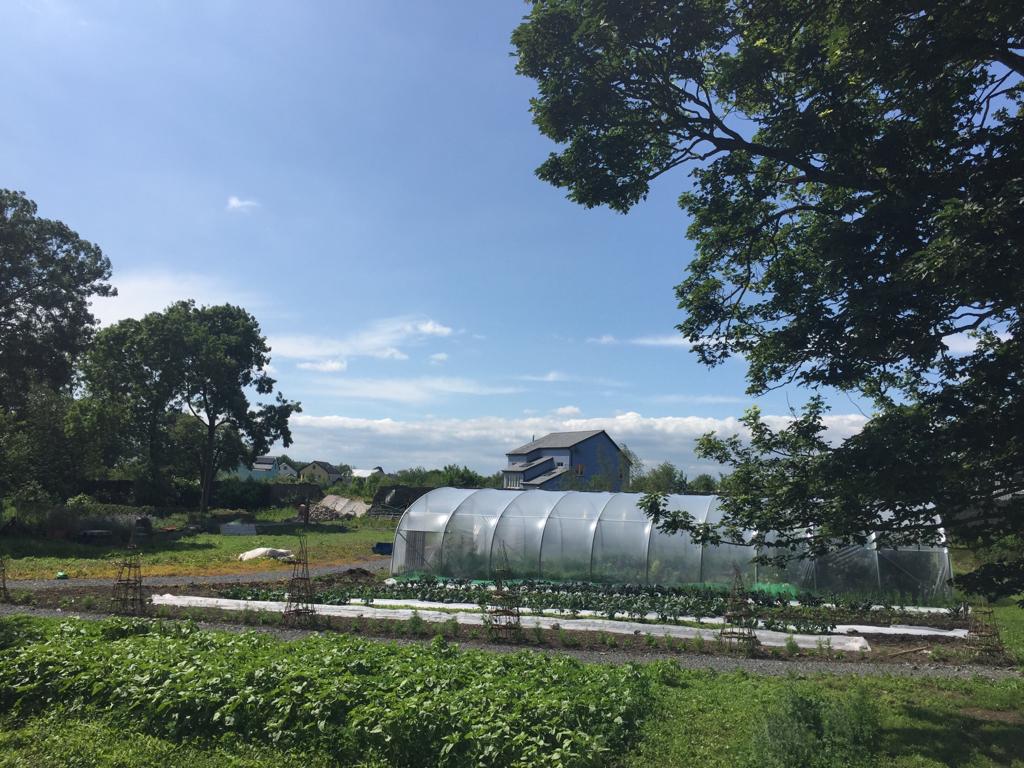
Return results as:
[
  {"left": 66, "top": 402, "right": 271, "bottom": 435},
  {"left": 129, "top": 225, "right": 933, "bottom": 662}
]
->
[
  {"left": 85, "top": 302, "right": 301, "bottom": 513},
  {"left": 514, "top": 1, "right": 1024, "bottom": 597},
  {"left": 0, "top": 190, "right": 114, "bottom": 408}
]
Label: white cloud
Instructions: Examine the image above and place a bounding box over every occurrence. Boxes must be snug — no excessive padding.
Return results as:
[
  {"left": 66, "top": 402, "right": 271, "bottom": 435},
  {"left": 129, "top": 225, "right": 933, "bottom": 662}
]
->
[
  {"left": 519, "top": 370, "right": 570, "bottom": 382},
  {"left": 416, "top": 320, "right": 452, "bottom": 337},
  {"left": 517, "top": 370, "right": 625, "bottom": 387},
  {"left": 297, "top": 359, "right": 348, "bottom": 372},
  {"left": 269, "top": 316, "right": 453, "bottom": 365},
  {"left": 226, "top": 195, "right": 259, "bottom": 212},
  {"left": 284, "top": 410, "right": 869, "bottom": 474},
  {"left": 89, "top": 269, "right": 264, "bottom": 326},
  {"left": 630, "top": 334, "right": 691, "bottom": 348},
  {"left": 586, "top": 333, "right": 693, "bottom": 348},
  {"left": 554, "top": 405, "right": 581, "bottom": 416},
  {"left": 310, "top": 376, "right": 521, "bottom": 404},
  {"left": 650, "top": 393, "right": 749, "bottom": 405},
  {"left": 429, "top": 352, "right": 449, "bottom": 365}
]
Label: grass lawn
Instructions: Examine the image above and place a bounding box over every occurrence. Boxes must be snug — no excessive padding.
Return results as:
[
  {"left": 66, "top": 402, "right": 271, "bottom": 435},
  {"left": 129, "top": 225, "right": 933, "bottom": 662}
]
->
[
  {"left": 949, "top": 545, "right": 1024, "bottom": 669},
  {"left": 994, "top": 599, "right": 1024, "bottom": 665},
  {"left": 0, "top": 517, "right": 395, "bottom": 580},
  {"left": 621, "top": 670, "right": 1024, "bottom": 768}
]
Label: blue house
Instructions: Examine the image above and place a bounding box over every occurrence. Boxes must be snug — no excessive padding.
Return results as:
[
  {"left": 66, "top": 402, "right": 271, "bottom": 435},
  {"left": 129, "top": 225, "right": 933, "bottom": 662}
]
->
[
  {"left": 502, "top": 430, "right": 630, "bottom": 491},
  {"left": 230, "top": 455, "right": 298, "bottom": 482}
]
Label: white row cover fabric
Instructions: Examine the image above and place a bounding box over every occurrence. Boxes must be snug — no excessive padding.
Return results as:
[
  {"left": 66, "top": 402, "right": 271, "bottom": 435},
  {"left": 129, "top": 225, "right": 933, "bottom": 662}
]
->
[{"left": 391, "top": 489, "right": 953, "bottom": 602}]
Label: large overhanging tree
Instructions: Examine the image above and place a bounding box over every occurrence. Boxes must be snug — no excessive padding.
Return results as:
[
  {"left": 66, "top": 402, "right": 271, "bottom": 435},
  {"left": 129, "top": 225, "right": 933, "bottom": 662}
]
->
[{"left": 513, "top": 1, "right": 1024, "bottom": 598}]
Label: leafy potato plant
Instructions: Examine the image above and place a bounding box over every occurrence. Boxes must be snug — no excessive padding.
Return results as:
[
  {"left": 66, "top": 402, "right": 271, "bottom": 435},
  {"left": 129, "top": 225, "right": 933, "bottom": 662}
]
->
[{"left": 0, "top": 617, "right": 649, "bottom": 768}]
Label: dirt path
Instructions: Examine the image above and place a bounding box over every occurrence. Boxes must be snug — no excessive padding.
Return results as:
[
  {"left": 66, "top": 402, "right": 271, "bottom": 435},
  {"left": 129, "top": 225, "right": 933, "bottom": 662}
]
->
[
  {"left": 1, "top": 604, "right": 1018, "bottom": 681},
  {"left": 4, "top": 557, "right": 390, "bottom": 590}
]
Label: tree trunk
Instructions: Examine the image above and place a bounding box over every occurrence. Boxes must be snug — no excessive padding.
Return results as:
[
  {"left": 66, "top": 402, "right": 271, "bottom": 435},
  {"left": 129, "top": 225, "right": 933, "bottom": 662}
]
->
[{"left": 198, "top": 422, "right": 216, "bottom": 517}]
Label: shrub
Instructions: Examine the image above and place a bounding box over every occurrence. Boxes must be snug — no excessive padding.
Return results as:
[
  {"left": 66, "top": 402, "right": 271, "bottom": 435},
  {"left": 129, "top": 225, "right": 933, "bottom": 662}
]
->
[
  {"left": 59, "top": 497, "right": 157, "bottom": 541},
  {"left": 171, "top": 477, "right": 202, "bottom": 507},
  {"left": 752, "top": 684, "right": 881, "bottom": 768},
  {"left": 211, "top": 478, "right": 267, "bottom": 511},
  {"left": 407, "top": 611, "right": 425, "bottom": 636},
  {"left": 9, "top": 482, "right": 57, "bottom": 526}
]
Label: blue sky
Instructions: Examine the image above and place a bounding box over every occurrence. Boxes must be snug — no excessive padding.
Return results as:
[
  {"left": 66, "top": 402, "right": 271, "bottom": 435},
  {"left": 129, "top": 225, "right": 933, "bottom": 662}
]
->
[{"left": 1, "top": 1, "right": 867, "bottom": 473}]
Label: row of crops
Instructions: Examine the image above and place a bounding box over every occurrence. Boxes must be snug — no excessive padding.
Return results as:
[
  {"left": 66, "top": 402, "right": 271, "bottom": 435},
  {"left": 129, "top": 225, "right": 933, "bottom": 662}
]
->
[
  {"left": 216, "top": 579, "right": 967, "bottom": 633},
  {"left": 0, "top": 616, "right": 650, "bottom": 768}
]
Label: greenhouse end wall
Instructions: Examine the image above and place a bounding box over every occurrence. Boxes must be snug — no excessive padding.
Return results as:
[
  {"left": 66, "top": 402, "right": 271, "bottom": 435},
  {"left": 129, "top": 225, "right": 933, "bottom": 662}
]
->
[{"left": 391, "top": 488, "right": 954, "bottom": 603}]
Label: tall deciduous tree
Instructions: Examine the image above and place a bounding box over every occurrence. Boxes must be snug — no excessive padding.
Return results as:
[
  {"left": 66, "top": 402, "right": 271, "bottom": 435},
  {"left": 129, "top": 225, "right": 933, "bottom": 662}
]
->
[
  {"left": 632, "top": 461, "right": 688, "bottom": 495},
  {"left": 85, "top": 313, "right": 186, "bottom": 498},
  {"left": 85, "top": 301, "right": 300, "bottom": 514},
  {"left": 514, "top": 1, "right": 1024, "bottom": 597},
  {"left": 170, "top": 302, "right": 300, "bottom": 514},
  {"left": 0, "top": 190, "right": 114, "bottom": 408}
]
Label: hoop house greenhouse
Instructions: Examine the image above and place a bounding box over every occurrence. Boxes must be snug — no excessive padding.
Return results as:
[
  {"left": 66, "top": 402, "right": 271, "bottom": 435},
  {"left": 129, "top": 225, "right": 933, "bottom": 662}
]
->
[{"left": 391, "top": 489, "right": 953, "bottom": 602}]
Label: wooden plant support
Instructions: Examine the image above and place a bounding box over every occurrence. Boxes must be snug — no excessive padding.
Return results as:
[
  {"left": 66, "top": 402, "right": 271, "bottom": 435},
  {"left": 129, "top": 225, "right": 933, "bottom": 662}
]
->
[
  {"left": 283, "top": 534, "right": 317, "bottom": 628},
  {"left": 486, "top": 567, "right": 522, "bottom": 642},
  {"left": 112, "top": 549, "right": 145, "bottom": 616},
  {"left": 718, "top": 626, "right": 760, "bottom": 653}
]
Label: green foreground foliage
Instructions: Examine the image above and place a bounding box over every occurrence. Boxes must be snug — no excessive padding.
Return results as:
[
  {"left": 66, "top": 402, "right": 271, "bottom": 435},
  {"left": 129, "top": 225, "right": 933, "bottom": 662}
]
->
[
  {"left": 0, "top": 713, "right": 335, "bottom": 768},
  {"left": 0, "top": 616, "right": 648, "bottom": 768},
  {"left": 993, "top": 600, "right": 1024, "bottom": 665},
  {"left": 1, "top": 616, "right": 1022, "bottom": 767},
  {"left": 625, "top": 667, "right": 1024, "bottom": 768}
]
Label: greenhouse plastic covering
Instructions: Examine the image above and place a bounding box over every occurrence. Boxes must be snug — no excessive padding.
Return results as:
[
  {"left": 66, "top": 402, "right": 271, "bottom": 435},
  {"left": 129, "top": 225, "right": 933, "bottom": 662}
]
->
[{"left": 391, "top": 489, "right": 953, "bottom": 602}]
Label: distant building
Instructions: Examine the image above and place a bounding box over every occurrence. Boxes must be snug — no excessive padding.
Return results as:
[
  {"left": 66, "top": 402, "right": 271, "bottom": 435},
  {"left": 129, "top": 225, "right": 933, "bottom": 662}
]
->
[
  {"left": 502, "top": 430, "right": 629, "bottom": 491},
  {"left": 231, "top": 455, "right": 298, "bottom": 482},
  {"left": 299, "top": 460, "right": 348, "bottom": 486},
  {"left": 352, "top": 466, "right": 386, "bottom": 479}
]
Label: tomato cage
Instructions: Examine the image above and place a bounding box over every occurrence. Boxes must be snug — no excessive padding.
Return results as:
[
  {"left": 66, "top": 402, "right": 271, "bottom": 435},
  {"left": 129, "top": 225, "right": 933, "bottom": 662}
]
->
[{"left": 390, "top": 489, "right": 954, "bottom": 604}]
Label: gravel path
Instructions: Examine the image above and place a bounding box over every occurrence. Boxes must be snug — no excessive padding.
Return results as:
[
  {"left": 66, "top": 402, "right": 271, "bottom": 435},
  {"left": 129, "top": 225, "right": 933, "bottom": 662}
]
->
[
  {"left": 5, "top": 558, "right": 391, "bottom": 590},
  {"left": 1, "top": 604, "right": 1018, "bottom": 681}
]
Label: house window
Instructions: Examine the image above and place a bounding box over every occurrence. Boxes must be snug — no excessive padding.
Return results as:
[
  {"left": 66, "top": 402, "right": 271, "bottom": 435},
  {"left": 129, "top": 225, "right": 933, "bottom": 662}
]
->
[
  {"left": 556, "top": 462, "right": 563, "bottom": 467},
  {"left": 575, "top": 464, "right": 585, "bottom": 476}
]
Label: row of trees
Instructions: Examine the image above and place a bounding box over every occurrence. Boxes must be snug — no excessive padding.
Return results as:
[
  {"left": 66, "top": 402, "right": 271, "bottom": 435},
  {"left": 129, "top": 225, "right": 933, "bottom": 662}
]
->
[
  {"left": 275, "top": 451, "right": 717, "bottom": 498},
  {"left": 629, "top": 462, "right": 719, "bottom": 496},
  {"left": 0, "top": 189, "right": 299, "bottom": 516}
]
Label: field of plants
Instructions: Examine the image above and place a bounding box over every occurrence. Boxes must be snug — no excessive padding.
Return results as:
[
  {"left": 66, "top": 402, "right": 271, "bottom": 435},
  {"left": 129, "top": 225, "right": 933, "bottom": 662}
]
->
[
  {"left": 1, "top": 614, "right": 1022, "bottom": 768},
  {"left": 217, "top": 578, "right": 968, "bottom": 636},
  {"left": 0, "top": 615, "right": 649, "bottom": 768}
]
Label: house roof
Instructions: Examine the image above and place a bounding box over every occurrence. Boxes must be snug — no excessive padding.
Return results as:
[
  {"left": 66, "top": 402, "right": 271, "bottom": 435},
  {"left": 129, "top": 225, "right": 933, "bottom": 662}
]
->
[
  {"left": 509, "top": 430, "right": 608, "bottom": 455},
  {"left": 507, "top": 456, "right": 554, "bottom": 472},
  {"left": 303, "top": 460, "right": 341, "bottom": 474},
  {"left": 523, "top": 466, "right": 571, "bottom": 487}
]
